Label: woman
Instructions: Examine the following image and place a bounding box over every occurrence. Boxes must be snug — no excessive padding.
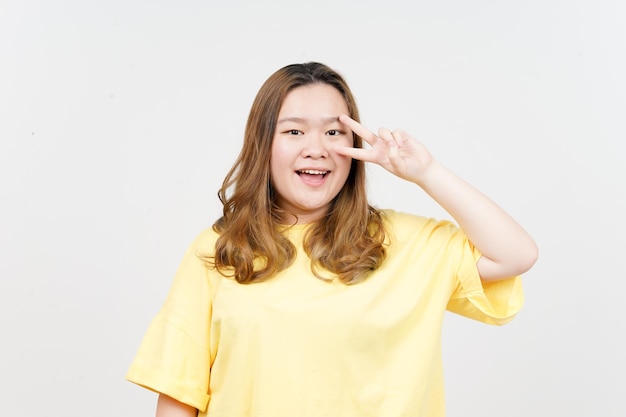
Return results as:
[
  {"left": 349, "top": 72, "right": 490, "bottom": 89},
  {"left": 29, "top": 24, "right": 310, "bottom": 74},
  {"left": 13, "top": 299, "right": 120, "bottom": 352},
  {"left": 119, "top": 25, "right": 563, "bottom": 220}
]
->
[{"left": 127, "top": 62, "right": 538, "bottom": 417}]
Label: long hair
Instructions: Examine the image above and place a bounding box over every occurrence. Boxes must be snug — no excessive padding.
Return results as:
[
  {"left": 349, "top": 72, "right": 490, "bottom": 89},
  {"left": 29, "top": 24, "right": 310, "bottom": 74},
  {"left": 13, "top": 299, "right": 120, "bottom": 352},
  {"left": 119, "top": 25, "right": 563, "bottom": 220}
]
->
[{"left": 208, "top": 62, "right": 386, "bottom": 284}]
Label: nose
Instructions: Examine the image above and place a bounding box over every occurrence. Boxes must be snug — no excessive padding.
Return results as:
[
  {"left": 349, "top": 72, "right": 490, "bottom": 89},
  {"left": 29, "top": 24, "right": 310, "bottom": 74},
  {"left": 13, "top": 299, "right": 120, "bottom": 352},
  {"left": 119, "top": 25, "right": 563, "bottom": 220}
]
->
[{"left": 301, "top": 132, "right": 328, "bottom": 159}]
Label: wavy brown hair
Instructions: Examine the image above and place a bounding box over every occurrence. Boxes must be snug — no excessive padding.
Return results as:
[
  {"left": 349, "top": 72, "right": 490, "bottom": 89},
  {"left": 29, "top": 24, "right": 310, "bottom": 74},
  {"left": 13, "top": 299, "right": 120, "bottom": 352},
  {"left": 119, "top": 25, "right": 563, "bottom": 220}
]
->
[{"left": 207, "top": 62, "right": 387, "bottom": 284}]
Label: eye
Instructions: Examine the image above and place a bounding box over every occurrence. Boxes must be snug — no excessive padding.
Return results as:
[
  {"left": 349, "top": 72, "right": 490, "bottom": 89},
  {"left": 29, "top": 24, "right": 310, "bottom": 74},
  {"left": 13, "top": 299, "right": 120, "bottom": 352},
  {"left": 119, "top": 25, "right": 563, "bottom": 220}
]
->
[
  {"left": 286, "top": 129, "right": 302, "bottom": 135},
  {"left": 326, "top": 129, "right": 344, "bottom": 136}
]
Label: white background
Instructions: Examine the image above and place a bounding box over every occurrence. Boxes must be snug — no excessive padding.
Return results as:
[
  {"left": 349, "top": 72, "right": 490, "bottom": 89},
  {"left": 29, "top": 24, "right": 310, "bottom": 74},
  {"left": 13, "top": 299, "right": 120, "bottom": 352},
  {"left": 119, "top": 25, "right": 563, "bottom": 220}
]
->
[{"left": 1, "top": 0, "right": 625, "bottom": 416}]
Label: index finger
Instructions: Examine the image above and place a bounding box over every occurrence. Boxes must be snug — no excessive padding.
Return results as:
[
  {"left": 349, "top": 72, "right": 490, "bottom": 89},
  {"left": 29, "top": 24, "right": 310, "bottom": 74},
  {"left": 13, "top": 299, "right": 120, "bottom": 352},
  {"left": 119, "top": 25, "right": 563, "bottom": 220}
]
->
[{"left": 339, "top": 114, "right": 377, "bottom": 146}]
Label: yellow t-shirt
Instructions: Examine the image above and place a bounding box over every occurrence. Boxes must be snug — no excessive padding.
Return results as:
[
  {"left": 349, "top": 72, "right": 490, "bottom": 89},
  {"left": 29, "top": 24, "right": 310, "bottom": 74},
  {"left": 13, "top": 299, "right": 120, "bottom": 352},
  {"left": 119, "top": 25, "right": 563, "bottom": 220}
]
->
[{"left": 126, "top": 210, "right": 523, "bottom": 416}]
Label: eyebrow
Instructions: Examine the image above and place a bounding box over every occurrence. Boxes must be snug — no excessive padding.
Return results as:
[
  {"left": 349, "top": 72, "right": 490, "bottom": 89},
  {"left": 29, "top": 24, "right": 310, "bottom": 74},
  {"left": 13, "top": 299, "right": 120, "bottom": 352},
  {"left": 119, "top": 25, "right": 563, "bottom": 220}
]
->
[{"left": 276, "top": 116, "right": 341, "bottom": 124}]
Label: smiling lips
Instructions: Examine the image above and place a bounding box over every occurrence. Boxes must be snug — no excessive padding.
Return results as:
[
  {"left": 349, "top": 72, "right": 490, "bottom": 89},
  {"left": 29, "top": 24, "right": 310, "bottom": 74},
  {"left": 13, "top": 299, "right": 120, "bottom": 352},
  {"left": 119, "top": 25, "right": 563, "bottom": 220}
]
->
[
  {"left": 296, "top": 169, "right": 330, "bottom": 186},
  {"left": 297, "top": 169, "right": 329, "bottom": 176}
]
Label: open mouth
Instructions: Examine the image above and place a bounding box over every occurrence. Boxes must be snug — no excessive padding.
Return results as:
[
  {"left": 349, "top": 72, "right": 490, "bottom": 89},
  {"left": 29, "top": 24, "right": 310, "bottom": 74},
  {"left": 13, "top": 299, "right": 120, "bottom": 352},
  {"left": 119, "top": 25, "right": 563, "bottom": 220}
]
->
[{"left": 296, "top": 169, "right": 329, "bottom": 178}]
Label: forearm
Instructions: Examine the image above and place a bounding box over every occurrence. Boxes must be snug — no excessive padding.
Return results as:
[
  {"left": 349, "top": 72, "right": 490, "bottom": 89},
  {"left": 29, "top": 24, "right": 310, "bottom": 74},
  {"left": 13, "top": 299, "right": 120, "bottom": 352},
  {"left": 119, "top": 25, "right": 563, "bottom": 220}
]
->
[
  {"left": 418, "top": 161, "right": 538, "bottom": 281},
  {"left": 156, "top": 394, "right": 198, "bottom": 417}
]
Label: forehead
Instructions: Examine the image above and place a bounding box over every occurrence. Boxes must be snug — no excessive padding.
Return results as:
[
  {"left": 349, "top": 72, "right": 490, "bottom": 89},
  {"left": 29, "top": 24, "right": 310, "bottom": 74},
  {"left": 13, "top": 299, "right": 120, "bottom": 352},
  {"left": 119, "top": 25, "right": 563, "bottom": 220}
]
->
[{"left": 278, "top": 84, "right": 349, "bottom": 120}]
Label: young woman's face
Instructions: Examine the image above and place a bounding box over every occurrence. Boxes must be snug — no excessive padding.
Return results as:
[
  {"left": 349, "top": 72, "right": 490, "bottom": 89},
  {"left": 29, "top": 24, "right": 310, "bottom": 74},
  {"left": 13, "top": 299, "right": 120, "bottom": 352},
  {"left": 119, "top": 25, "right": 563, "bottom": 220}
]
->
[{"left": 271, "top": 83, "right": 354, "bottom": 224}]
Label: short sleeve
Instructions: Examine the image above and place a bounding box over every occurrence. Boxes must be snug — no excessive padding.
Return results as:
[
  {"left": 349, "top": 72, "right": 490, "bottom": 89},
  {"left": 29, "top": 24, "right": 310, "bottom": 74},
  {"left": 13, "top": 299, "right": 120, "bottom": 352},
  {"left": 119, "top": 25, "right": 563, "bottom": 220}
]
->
[
  {"left": 126, "top": 230, "right": 215, "bottom": 411},
  {"left": 446, "top": 234, "right": 524, "bottom": 326}
]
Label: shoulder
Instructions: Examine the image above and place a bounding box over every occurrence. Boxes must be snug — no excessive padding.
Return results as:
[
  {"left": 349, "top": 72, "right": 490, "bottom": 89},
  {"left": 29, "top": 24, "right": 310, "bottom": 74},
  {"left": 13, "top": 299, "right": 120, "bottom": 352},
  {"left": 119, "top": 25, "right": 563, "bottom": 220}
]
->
[
  {"left": 381, "top": 209, "right": 457, "bottom": 235},
  {"left": 380, "top": 209, "right": 465, "bottom": 251},
  {"left": 378, "top": 210, "right": 474, "bottom": 275},
  {"left": 380, "top": 209, "right": 428, "bottom": 227},
  {"left": 188, "top": 226, "right": 220, "bottom": 256}
]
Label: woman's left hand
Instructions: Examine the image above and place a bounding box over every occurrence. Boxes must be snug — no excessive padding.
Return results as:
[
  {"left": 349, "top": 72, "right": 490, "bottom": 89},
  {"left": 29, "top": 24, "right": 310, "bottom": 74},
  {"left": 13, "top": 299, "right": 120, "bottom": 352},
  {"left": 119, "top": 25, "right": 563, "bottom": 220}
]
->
[{"left": 335, "top": 114, "right": 434, "bottom": 186}]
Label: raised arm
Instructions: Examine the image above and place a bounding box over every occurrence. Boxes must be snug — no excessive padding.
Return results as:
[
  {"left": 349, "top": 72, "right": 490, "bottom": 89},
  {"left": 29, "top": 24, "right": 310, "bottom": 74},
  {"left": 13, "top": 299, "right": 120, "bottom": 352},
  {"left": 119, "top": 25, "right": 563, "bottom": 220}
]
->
[{"left": 336, "top": 115, "right": 538, "bottom": 281}]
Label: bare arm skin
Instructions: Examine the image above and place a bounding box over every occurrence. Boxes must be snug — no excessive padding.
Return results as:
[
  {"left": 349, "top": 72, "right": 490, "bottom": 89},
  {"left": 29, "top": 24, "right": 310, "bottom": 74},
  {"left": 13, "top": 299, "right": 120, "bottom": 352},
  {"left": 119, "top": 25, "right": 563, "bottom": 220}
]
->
[
  {"left": 336, "top": 115, "right": 538, "bottom": 281},
  {"left": 155, "top": 394, "right": 198, "bottom": 417}
]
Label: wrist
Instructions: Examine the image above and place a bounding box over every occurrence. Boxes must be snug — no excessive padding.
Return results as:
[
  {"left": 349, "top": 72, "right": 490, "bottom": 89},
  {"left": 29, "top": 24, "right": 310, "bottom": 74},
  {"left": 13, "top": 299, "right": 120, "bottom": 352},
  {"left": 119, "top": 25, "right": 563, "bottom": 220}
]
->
[{"left": 413, "top": 159, "right": 445, "bottom": 190}]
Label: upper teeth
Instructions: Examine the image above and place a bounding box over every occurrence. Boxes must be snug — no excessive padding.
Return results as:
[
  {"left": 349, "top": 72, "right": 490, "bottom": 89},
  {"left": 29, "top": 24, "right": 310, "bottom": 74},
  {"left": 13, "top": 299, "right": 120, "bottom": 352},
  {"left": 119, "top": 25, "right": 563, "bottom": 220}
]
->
[{"left": 299, "top": 170, "right": 327, "bottom": 175}]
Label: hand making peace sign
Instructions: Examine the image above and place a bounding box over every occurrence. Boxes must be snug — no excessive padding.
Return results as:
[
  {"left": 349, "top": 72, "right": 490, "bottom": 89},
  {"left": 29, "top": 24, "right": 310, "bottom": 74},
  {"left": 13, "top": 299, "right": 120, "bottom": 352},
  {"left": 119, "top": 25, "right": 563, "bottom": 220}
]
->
[{"left": 335, "top": 114, "right": 436, "bottom": 186}]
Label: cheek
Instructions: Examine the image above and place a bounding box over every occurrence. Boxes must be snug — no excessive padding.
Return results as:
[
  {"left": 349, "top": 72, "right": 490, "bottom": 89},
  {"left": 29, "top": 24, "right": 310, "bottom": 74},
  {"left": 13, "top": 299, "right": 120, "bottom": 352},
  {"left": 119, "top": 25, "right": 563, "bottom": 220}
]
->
[
  {"left": 270, "top": 140, "right": 298, "bottom": 188},
  {"left": 271, "top": 138, "right": 295, "bottom": 166},
  {"left": 333, "top": 137, "right": 354, "bottom": 171},
  {"left": 337, "top": 151, "right": 353, "bottom": 174},
  {"left": 270, "top": 141, "right": 286, "bottom": 173}
]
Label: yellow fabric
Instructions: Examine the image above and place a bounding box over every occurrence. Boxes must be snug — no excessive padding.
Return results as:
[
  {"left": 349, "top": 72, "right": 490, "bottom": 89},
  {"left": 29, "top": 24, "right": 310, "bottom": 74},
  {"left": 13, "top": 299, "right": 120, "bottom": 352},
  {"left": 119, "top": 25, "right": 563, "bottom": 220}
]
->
[{"left": 126, "top": 209, "right": 523, "bottom": 416}]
